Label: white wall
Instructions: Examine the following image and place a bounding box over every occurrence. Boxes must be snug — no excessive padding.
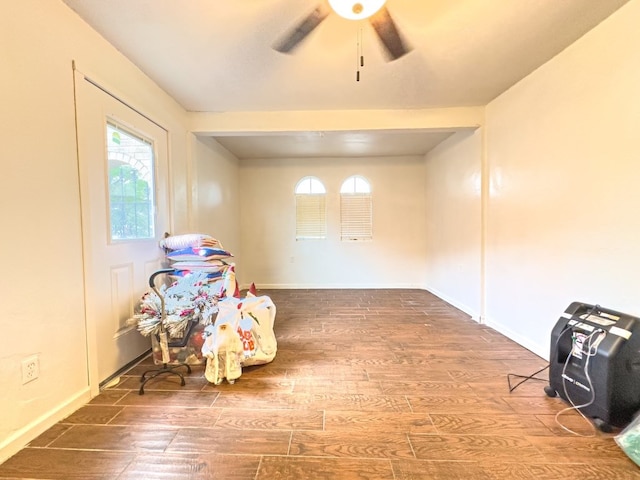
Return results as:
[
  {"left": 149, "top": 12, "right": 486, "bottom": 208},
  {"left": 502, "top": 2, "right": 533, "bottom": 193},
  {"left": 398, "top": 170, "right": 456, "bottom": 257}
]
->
[
  {"left": 239, "top": 156, "right": 427, "bottom": 288},
  {"left": 0, "top": 0, "right": 192, "bottom": 462},
  {"left": 191, "top": 136, "right": 241, "bottom": 272},
  {"left": 3, "top": 0, "right": 636, "bottom": 463},
  {"left": 483, "top": 0, "right": 640, "bottom": 358},
  {"left": 423, "top": 130, "right": 483, "bottom": 319}
]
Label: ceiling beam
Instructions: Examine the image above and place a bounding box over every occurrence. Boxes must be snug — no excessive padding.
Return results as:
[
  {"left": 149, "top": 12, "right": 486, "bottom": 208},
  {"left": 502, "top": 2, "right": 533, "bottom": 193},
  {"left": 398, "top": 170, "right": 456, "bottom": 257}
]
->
[{"left": 190, "top": 107, "right": 483, "bottom": 136}]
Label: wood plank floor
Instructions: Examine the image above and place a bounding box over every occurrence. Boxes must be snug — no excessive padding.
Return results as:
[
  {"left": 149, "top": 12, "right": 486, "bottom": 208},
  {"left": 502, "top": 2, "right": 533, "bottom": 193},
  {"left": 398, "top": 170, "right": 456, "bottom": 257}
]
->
[{"left": 1, "top": 289, "right": 638, "bottom": 479}]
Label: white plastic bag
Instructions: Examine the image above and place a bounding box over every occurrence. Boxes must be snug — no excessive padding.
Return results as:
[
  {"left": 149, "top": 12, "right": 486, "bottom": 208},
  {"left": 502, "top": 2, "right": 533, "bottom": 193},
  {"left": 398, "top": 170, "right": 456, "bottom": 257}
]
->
[
  {"left": 201, "top": 294, "right": 277, "bottom": 384},
  {"left": 201, "top": 322, "right": 244, "bottom": 385}
]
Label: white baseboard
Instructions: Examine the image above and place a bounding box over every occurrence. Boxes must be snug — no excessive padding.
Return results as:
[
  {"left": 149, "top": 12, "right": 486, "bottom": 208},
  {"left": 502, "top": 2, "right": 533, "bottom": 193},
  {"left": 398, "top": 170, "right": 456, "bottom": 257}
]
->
[
  {"left": 0, "top": 387, "right": 92, "bottom": 464},
  {"left": 483, "top": 316, "right": 549, "bottom": 361},
  {"left": 422, "top": 284, "right": 480, "bottom": 322}
]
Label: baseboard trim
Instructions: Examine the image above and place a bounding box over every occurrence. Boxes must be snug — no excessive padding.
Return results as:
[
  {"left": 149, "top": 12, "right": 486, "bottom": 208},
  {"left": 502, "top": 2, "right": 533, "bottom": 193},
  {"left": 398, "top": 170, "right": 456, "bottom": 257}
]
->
[
  {"left": 483, "top": 316, "right": 549, "bottom": 361},
  {"left": 422, "top": 285, "right": 480, "bottom": 321},
  {"left": 0, "top": 387, "right": 92, "bottom": 464},
  {"left": 100, "top": 349, "right": 150, "bottom": 389}
]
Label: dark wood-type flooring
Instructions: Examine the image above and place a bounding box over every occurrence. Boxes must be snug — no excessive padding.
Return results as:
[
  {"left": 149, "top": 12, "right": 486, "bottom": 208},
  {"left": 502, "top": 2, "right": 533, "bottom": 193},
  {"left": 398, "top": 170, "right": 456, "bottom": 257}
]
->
[{"left": 1, "top": 289, "right": 638, "bottom": 479}]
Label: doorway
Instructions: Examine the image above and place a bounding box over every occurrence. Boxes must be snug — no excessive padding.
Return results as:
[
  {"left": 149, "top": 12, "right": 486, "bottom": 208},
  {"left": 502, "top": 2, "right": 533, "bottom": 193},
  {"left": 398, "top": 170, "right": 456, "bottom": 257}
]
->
[{"left": 73, "top": 69, "right": 170, "bottom": 394}]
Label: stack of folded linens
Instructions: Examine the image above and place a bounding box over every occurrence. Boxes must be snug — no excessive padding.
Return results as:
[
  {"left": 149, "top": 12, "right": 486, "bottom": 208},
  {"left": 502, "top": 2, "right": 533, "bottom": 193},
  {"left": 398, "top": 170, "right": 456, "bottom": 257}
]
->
[{"left": 162, "top": 234, "right": 234, "bottom": 281}]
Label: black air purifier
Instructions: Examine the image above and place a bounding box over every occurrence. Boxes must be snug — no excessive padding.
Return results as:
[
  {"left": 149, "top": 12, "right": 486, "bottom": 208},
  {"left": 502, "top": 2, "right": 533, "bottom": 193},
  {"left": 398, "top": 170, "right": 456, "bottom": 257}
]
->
[{"left": 545, "top": 302, "right": 640, "bottom": 431}]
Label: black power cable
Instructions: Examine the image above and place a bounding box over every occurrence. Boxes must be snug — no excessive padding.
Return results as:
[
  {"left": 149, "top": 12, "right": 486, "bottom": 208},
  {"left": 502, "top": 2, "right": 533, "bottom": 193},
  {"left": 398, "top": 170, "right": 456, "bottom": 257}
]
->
[
  {"left": 506, "top": 325, "right": 574, "bottom": 393},
  {"left": 507, "top": 364, "right": 549, "bottom": 392}
]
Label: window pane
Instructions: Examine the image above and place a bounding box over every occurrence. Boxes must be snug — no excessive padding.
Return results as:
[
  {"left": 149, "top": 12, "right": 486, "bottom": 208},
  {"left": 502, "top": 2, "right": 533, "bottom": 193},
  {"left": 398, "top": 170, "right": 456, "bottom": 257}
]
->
[
  {"left": 353, "top": 176, "right": 371, "bottom": 193},
  {"left": 340, "top": 175, "right": 371, "bottom": 193},
  {"left": 296, "top": 176, "right": 326, "bottom": 194},
  {"left": 107, "top": 123, "right": 156, "bottom": 241}
]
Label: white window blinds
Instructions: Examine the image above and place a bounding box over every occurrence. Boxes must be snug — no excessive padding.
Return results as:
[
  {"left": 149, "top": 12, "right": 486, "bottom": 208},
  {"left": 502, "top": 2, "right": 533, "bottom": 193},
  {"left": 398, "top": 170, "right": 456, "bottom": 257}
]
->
[
  {"left": 340, "top": 176, "right": 372, "bottom": 241},
  {"left": 295, "top": 177, "right": 327, "bottom": 239},
  {"left": 341, "top": 193, "right": 372, "bottom": 241},
  {"left": 296, "top": 194, "right": 327, "bottom": 239}
]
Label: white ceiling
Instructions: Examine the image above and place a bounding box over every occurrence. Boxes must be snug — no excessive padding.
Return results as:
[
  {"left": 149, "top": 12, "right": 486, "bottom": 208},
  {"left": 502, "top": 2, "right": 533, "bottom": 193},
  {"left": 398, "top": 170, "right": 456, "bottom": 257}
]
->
[
  {"left": 62, "top": 0, "right": 629, "bottom": 159},
  {"left": 213, "top": 129, "right": 456, "bottom": 159}
]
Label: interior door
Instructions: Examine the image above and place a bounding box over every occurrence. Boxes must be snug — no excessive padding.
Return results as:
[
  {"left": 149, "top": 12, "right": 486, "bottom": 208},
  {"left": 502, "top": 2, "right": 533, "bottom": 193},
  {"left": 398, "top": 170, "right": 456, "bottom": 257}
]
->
[{"left": 74, "top": 70, "right": 170, "bottom": 390}]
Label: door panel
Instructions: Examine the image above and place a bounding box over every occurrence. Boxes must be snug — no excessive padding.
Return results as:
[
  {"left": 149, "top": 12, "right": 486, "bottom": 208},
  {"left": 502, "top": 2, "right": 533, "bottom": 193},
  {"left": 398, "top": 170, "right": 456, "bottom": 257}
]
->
[{"left": 74, "top": 71, "right": 169, "bottom": 387}]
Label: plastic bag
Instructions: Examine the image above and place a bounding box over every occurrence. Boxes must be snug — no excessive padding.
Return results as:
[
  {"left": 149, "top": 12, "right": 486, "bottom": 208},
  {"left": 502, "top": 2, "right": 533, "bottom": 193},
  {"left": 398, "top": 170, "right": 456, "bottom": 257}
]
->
[
  {"left": 615, "top": 414, "right": 640, "bottom": 466},
  {"left": 201, "top": 294, "right": 277, "bottom": 384}
]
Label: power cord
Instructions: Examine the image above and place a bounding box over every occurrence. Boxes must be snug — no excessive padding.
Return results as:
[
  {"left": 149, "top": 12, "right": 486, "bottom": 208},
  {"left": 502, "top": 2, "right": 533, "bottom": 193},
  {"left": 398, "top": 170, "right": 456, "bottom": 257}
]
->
[
  {"left": 507, "top": 326, "right": 572, "bottom": 393},
  {"left": 507, "top": 313, "right": 608, "bottom": 436},
  {"left": 507, "top": 364, "right": 549, "bottom": 393},
  {"left": 555, "top": 328, "right": 606, "bottom": 437},
  {"left": 507, "top": 326, "right": 606, "bottom": 437}
]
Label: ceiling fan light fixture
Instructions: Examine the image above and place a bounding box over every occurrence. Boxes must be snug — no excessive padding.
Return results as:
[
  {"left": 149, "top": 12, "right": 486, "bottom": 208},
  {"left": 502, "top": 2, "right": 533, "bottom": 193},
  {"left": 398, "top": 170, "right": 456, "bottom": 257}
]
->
[{"left": 328, "top": 0, "right": 387, "bottom": 20}]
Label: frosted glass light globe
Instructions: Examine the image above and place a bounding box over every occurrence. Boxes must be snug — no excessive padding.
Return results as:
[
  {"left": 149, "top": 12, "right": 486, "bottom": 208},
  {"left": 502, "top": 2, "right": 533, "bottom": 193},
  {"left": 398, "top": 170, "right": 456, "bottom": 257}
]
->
[{"left": 328, "top": 0, "right": 387, "bottom": 20}]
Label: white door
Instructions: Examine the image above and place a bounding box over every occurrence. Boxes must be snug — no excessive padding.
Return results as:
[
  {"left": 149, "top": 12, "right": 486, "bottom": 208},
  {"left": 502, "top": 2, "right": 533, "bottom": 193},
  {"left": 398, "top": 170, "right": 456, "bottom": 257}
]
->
[{"left": 74, "top": 70, "right": 170, "bottom": 391}]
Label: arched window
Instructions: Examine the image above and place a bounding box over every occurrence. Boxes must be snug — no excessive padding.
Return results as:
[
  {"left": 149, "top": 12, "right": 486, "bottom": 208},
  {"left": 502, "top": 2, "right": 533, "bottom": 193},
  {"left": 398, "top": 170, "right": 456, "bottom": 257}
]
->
[
  {"left": 295, "top": 176, "right": 327, "bottom": 239},
  {"left": 340, "top": 175, "right": 372, "bottom": 241}
]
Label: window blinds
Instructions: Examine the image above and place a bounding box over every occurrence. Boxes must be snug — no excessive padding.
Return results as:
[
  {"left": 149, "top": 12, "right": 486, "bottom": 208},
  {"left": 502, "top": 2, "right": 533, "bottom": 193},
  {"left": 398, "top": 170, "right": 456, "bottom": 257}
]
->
[
  {"left": 296, "top": 194, "right": 327, "bottom": 239},
  {"left": 340, "top": 193, "right": 372, "bottom": 241}
]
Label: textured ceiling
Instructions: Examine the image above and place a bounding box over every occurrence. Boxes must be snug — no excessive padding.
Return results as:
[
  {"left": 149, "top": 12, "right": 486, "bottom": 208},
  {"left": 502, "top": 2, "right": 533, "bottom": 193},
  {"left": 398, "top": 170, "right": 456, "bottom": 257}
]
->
[{"left": 62, "top": 0, "right": 629, "bottom": 158}]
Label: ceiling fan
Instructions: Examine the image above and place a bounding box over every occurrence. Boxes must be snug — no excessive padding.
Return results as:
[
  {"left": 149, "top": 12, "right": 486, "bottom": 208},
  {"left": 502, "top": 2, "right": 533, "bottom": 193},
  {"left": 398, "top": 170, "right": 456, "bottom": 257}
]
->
[{"left": 273, "top": 0, "right": 411, "bottom": 61}]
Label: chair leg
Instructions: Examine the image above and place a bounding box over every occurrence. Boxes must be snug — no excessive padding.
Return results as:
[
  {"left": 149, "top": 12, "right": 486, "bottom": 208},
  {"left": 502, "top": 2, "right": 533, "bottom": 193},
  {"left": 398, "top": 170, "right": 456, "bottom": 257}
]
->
[{"left": 139, "top": 363, "right": 192, "bottom": 395}]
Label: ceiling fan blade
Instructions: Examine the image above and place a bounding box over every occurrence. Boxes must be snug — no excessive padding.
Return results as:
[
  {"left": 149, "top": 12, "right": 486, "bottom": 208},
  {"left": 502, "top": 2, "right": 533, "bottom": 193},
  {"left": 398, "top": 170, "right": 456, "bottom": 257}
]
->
[
  {"left": 273, "top": 3, "right": 331, "bottom": 54},
  {"left": 369, "top": 6, "right": 411, "bottom": 61}
]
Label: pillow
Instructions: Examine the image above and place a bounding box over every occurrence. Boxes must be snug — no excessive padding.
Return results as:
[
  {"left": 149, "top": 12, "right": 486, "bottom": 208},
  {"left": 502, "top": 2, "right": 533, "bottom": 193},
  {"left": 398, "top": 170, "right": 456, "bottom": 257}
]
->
[
  {"left": 160, "top": 233, "right": 223, "bottom": 251},
  {"left": 167, "top": 247, "right": 233, "bottom": 261}
]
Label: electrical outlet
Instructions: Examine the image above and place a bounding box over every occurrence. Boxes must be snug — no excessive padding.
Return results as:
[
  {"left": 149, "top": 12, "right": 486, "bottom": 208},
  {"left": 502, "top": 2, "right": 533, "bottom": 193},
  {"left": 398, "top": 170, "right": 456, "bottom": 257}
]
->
[{"left": 21, "top": 355, "right": 39, "bottom": 384}]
